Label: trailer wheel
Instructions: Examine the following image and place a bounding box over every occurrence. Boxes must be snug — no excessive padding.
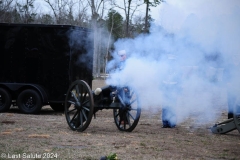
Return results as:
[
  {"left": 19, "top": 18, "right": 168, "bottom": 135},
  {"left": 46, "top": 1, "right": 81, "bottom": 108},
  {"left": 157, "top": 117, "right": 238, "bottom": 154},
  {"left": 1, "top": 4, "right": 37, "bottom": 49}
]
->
[
  {"left": 50, "top": 103, "right": 65, "bottom": 112},
  {"left": 113, "top": 88, "right": 141, "bottom": 132},
  {"left": 65, "top": 80, "right": 94, "bottom": 132},
  {"left": 17, "top": 89, "right": 42, "bottom": 114},
  {"left": 0, "top": 88, "right": 12, "bottom": 112}
]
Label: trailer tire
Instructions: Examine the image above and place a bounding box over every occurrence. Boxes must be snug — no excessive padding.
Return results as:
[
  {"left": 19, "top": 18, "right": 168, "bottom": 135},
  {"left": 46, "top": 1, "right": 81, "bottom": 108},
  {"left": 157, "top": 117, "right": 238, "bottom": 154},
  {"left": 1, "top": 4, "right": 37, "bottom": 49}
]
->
[
  {"left": 17, "top": 89, "right": 42, "bottom": 114},
  {"left": 0, "top": 88, "right": 12, "bottom": 112},
  {"left": 50, "top": 103, "right": 65, "bottom": 112}
]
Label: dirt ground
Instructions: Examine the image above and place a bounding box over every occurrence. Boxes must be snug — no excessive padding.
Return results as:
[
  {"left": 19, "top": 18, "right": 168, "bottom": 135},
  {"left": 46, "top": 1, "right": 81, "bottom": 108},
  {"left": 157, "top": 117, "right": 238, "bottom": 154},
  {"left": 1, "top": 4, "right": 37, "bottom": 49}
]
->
[{"left": 0, "top": 80, "right": 240, "bottom": 160}]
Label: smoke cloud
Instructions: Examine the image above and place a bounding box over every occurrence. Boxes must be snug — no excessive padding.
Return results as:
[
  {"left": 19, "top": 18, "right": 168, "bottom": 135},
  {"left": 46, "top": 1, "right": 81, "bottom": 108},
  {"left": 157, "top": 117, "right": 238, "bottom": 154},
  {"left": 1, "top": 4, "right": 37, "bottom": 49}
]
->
[{"left": 106, "top": 0, "right": 240, "bottom": 125}]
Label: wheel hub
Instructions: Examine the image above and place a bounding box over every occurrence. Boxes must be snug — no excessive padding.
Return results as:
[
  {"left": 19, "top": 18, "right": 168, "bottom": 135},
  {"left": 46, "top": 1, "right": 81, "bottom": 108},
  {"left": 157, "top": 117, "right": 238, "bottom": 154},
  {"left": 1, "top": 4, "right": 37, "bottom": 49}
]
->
[
  {"left": 75, "top": 101, "right": 81, "bottom": 109},
  {"left": 25, "top": 97, "right": 34, "bottom": 108}
]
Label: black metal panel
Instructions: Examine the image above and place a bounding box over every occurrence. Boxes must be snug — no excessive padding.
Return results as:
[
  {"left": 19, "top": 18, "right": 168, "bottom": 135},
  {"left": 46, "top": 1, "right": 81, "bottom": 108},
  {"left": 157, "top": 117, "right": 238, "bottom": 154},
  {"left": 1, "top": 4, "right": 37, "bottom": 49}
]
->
[{"left": 0, "top": 23, "right": 93, "bottom": 102}]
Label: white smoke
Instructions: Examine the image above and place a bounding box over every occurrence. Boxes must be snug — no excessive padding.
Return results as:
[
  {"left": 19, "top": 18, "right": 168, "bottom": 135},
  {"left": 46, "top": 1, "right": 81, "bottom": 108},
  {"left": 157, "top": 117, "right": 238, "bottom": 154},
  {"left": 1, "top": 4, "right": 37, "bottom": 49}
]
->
[{"left": 106, "top": 0, "right": 240, "bottom": 125}]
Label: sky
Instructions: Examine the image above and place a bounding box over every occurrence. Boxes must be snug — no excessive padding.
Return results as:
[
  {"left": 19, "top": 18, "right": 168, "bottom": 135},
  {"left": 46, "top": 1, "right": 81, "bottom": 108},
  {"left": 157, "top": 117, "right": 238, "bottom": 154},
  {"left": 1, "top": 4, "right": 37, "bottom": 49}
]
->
[
  {"left": 153, "top": 0, "right": 240, "bottom": 32},
  {"left": 106, "top": 0, "right": 240, "bottom": 126}
]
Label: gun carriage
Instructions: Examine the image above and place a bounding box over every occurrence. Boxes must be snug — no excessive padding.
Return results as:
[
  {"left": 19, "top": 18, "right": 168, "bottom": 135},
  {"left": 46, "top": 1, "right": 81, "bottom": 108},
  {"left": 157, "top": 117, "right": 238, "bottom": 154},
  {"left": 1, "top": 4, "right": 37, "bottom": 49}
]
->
[{"left": 64, "top": 80, "right": 141, "bottom": 132}]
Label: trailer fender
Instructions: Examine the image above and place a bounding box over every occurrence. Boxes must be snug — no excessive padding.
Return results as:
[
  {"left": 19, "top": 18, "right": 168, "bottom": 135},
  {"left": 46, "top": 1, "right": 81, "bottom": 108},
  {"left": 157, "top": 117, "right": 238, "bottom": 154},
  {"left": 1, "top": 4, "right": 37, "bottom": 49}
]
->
[{"left": 0, "top": 83, "right": 48, "bottom": 104}]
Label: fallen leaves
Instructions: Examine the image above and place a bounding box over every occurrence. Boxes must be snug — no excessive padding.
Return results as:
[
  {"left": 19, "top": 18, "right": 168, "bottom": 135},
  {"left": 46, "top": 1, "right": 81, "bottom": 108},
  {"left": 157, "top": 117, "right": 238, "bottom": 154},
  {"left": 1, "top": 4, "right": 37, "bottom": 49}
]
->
[
  {"left": 0, "top": 128, "right": 24, "bottom": 135},
  {"left": 1, "top": 131, "right": 12, "bottom": 135}
]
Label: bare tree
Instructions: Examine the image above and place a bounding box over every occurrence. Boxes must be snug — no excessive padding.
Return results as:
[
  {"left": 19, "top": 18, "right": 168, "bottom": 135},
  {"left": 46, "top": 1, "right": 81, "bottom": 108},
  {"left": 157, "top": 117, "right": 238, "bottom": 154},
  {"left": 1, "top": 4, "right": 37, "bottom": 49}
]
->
[
  {"left": 0, "top": 0, "right": 14, "bottom": 22},
  {"left": 74, "top": 1, "right": 90, "bottom": 27},
  {"left": 43, "top": 0, "right": 78, "bottom": 24},
  {"left": 35, "top": 13, "right": 54, "bottom": 24},
  {"left": 113, "top": 0, "right": 143, "bottom": 37},
  {"left": 16, "top": 0, "right": 37, "bottom": 23},
  {"left": 87, "top": 0, "right": 111, "bottom": 77},
  {"left": 143, "top": 0, "right": 163, "bottom": 33}
]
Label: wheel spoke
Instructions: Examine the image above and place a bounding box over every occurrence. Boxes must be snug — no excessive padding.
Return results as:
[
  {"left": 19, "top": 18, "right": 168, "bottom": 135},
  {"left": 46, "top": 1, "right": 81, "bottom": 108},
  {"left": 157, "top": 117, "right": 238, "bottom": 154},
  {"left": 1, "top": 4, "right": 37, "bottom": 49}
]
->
[
  {"left": 81, "top": 99, "right": 90, "bottom": 106},
  {"left": 128, "top": 112, "right": 136, "bottom": 121},
  {"left": 80, "top": 111, "right": 83, "bottom": 127},
  {"left": 82, "top": 109, "right": 88, "bottom": 121},
  {"left": 124, "top": 112, "right": 131, "bottom": 126},
  {"left": 114, "top": 111, "right": 120, "bottom": 118},
  {"left": 67, "top": 107, "right": 77, "bottom": 114},
  {"left": 129, "top": 108, "right": 138, "bottom": 111},
  {"left": 71, "top": 91, "right": 79, "bottom": 102},
  {"left": 67, "top": 100, "right": 75, "bottom": 105},
  {"left": 70, "top": 111, "right": 78, "bottom": 123},
  {"left": 82, "top": 106, "right": 90, "bottom": 112},
  {"left": 130, "top": 99, "right": 137, "bottom": 105},
  {"left": 75, "top": 84, "right": 82, "bottom": 102}
]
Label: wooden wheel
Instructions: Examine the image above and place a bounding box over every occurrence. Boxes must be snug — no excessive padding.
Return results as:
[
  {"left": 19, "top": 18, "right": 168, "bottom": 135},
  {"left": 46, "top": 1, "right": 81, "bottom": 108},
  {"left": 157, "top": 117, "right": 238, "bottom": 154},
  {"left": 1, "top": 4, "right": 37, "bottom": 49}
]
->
[
  {"left": 65, "top": 80, "right": 94, "bottom": 132},
  {"left": 113, "top": 87, "right": 141, "bottom": 132}
]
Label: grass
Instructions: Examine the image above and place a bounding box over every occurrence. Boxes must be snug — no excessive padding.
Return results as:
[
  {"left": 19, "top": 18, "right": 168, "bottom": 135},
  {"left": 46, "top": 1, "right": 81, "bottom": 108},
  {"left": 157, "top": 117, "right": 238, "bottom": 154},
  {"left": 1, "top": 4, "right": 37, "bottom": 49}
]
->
[{"left": 140, "top": 142, "right": 146, "bottom": 147}]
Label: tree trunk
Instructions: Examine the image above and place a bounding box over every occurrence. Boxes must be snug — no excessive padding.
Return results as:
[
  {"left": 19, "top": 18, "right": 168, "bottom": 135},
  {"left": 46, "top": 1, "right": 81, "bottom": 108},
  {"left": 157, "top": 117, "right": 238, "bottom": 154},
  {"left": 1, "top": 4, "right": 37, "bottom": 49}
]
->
[
  {"left": 125, "top": 0, "right": 131, "bottom": 37},
  {"left": 144, "top": 2, "right": 149, "bottom": 33},
  {"left": 92, "top": 13, "right": 99, "bottom": 78}
]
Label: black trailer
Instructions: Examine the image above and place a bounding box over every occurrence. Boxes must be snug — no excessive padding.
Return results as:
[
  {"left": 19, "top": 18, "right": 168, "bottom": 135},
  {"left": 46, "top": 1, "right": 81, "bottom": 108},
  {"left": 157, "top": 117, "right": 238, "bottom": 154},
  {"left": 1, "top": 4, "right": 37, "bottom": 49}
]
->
[{"left": 0, "top": 23, "right": 93, "bottom": 113}]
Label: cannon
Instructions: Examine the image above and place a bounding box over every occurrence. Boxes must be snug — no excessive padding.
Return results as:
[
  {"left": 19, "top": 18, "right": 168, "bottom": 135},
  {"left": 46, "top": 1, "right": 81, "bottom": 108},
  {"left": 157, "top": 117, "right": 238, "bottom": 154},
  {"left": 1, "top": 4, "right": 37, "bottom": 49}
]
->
[
  {"left": 64, "top": 80, "right": 141, "bottom": 132},
  {"left": 211, "top": 102, "right": 240, "bottom": 134}
]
